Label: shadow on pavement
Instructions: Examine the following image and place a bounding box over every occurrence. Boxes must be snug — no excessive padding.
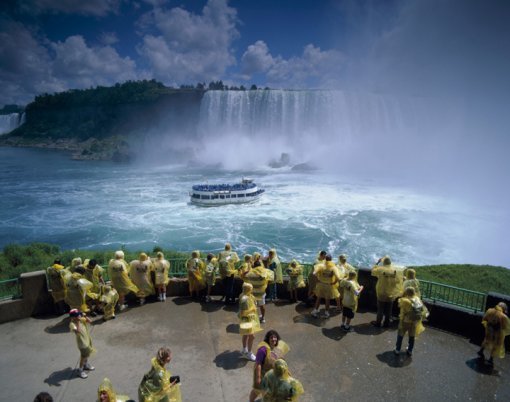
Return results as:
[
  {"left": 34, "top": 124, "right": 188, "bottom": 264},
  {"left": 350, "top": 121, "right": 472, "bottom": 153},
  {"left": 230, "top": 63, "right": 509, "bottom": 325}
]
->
[
  {"left": 214, "top": 350, "right": 249, "bottom": 370},
  {"left": 44, "top": 317, "right": 69, "bottom": 334},
  {"left": 354, "top": 322, "right": 389, "bottom": 336},
  {"left": 292, "top": 314, "right": 327, "bottom": 328},
  {"left": 222, "top": 304, "right": 238, "bottom": 313},
  {"left": 322, "top": 326, "right": 348, "bottom": 341},
  {"left": 201, "top": 302, "right": 224, "bottom": 313},
  {"left": 376, "top": 351, "right": 413, "bottom": 368},
  {"left": 172, "top": 297, "right": 194, "bottom": 306},
  {"left": 465, "top": 358, "right": 501, "bottom": 376},
  {"left": 226, "top": 323, "right": 240, "bottom": 334},
  {"left": 44, "top": 367, "right": 76, "bottom": 386}
]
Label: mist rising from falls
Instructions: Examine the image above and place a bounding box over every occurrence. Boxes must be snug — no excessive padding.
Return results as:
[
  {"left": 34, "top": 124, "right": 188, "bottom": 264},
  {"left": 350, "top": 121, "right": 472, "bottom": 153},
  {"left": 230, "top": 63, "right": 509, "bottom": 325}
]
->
[
  {"left": 0, "top": 112, "right": 24, "bottom": 135},
  {"left": 196, "top": 90, "right": 462, "bottom": 178}
]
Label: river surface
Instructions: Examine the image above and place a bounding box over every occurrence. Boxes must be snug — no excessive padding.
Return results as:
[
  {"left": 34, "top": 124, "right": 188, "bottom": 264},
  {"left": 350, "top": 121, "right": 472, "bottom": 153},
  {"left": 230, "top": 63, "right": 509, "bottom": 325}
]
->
[{"left": 0, "top": 147, "right": 507, "bottom": 267}]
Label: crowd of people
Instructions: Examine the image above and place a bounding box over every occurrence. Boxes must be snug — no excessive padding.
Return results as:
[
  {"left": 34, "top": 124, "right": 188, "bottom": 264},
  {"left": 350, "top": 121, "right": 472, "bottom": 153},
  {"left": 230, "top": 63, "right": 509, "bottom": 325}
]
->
[{"left": 43, "top": 245, "right": 510, "bottom": 401}]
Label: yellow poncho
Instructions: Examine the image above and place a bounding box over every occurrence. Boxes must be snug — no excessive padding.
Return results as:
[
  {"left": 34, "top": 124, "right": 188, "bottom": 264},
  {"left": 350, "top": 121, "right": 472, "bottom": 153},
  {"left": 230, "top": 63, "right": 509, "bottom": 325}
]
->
[
  {"left": 153, "top": 258, "right": 170, "bottom": 286},
  {"left": 130, "top": 259, "right": 155, "bottom": 297},
  {"left": 313, "top": 261, "right": 341, "bottom": 299},
  {"left": 65, "top": 273, "right": 93, "bottom": 312},
  {"left": 268, "top": 250, "right": 283, "bottom": 284},
  {"left": 286, "top": 260, "right": 305, "bottom": 291},
  {"left": 482, "top": 305, "right": 510, "bottom": 359},
  {"left": 186, "top": 255, "right": 206, "bottom": 292},
  {"left": 261, "top": 359, "right": 304, "bottom": 402},
  {"left": 244, "top": 267, "right": 270, "bottom": 301},
  {"left": 398, "top": 296, "right": 428, "bottom": 337},
  {"left": 108, "top": 258, "right": 140, "bottom": 297},
  {"left": 97, "top": 377, "right": 130, "bottom": 402},
  {"left": 138, "top": 357, "right": 182, "bottom": 402},
  {"left": 372, "top": 264, "right": 405, "bottom": 302},
  {"left": 238, "top": 292, "right": 262, "bottom": 335},
  {"left": 46, "top": 263, "right": 69, "bottom": 302}
]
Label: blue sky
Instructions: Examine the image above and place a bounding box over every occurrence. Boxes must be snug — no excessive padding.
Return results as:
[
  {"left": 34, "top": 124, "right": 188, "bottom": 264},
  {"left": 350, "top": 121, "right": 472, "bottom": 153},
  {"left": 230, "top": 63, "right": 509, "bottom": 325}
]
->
[{"left": 1, "top": 0, "right": 509, "bottom": 106}]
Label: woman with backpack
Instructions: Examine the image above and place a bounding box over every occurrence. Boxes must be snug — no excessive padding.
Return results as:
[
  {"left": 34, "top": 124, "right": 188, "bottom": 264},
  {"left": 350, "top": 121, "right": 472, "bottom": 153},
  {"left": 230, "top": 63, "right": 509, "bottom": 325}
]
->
[{"left": 394, "top": 286, "right": 429, "bottom": 356}]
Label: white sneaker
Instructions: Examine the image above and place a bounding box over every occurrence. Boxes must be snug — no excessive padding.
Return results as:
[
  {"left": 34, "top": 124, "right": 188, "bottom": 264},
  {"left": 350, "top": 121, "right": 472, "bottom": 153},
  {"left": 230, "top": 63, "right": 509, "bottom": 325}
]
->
[
  {"left": 323, "top": 311, "right": 330, "bottom": 318},
  {"left": 78, "top": 370, "right": 88, "bottom": 379},
  {"left": 139, "top": 298, "right": 145, "bottom": 306},
  {"left": 311, "top": 309, "right": 319, "bottom": 318},
  {"left": 119, "top": 304, "right": 126, "bottom": 311},
  {"left": 248, "top": 353, "right": 256, "bottom": 362},
  {"left": 83, "top": 363, "right": 95, "bottom": 371}
]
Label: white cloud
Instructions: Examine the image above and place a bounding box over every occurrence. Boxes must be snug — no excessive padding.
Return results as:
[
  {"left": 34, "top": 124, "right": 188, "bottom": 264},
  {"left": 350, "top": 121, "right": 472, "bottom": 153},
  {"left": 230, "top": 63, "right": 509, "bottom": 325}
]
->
[
  {"left": 240, "top": 41, "right": 345, "bottom": 88},
  {"left": 99, "top": 32, "right": 119, "bottom": 46},
  {"left": 0, "top": 20, "right": 137, "bottom": 105},
  {"left": 240, "top": 40, "right": 274, "bottom": 77},
  {"left": 51, "top": 36, "right": 137, "bottom": 88},
  {"left": 137, "top": 0, "right": 239, "bottom": 84}
]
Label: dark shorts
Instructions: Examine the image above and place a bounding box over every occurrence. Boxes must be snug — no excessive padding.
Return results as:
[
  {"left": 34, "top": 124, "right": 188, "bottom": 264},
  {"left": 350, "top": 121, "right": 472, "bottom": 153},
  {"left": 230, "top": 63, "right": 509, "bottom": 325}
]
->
[{"left": 343, "top": 307, "right": 354, "bottom": 319}]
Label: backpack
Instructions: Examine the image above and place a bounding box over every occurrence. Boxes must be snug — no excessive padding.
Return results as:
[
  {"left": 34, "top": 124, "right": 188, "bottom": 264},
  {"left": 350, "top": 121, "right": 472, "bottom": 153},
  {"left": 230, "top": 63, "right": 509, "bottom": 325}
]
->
[{"left": 407, "top": 298, "right": 424, "bottom": 321}]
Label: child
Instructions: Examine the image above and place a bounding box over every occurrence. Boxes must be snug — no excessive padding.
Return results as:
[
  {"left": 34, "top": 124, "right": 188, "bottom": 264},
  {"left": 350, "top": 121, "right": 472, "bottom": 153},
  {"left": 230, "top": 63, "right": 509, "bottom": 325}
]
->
[
  {"left": 238, "top": 282, "right": 262, "bottom": 361},
  {"left": 394, "top": 287, "right": 429, "bottom": 356},
  {"left": 205, "top": 253, "right": 219, "bottom": 302},
  {"left": 69, "top": 309, "right": 95, "bottom": 378},
  {"left": 339, "top": 271, "right": 364, "bottom": 331},
  {"left": 286, "top": 259, "right": 305, "bottom": 303},
  {"left": 153, "top": 251, "right": 170, "bottom": 302},
  {"left": 403, "top": 268, "right": 421, "bottom": 298},
  {"left": 100, "top": 284, "right": 119, "bottom": 321}
]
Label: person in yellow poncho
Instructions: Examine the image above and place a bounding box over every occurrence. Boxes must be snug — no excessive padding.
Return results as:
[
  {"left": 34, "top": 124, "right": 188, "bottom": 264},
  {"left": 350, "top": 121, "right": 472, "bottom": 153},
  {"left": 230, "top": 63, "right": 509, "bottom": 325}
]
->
[
  {"left": 238, "top": 254, "right": 253, "bottom": 278},
  {"left": 261, "top": 359, "right": 304, "bottom": 402},
  {"left": 108, "top": 250, "right": 140, "bottom": 311},
  {"left": 129, "top": 253, "right": 155, "bottom": 305},
  {"left": 65, "top": 266, "right": 94, "bottom": 313},
  {"left": 46, "top": 258, "right": 70, "bottom": 314},
  {"left": 371, "top": 255, "right": 405, "bottom": 327},
  {"left": 186, "top": 250, "right": 206, "bottom": 299},
  {"left": 243, "top": 258, "right": 270, "bottom": 323},
  {"left": 68, "top": 257, "right": 83, "bottom": 273},
  {"left": 153, "top": 251, "right": 170, "bottom": 302},
  {"left": 339, "top": 271, "right": 364, "bottom": 331},
  {"left": 394, "top": 287, "right": 429, "bottom": 356},
  {"left": 311, "top": 255, "right": 341, "bottom": 319},
  {"left": 97, "top": 377, "right": 130, "bottom": 402},
  {"left": 478, "top": 302, "right": 510, "bottom": 367},
  {"left": 83, "top": 259, "right": 105, "bottom": 316},
  {"left": 286, "top": 260, "right": 305, "bottom": 303},
  {"left": 307, "top": 250, "right": 326, "bottom": 305},
  {"left": 138, "top": 347, "right": 182, "bottom": 402},
  {"left": 99, "top": 284, "right": 119, "bottom": 321},
  {"left": 239, "top": 282, "right": 263, "bottom": 361},
  {"left": 250, "top": 330, "right": 290, "bottom": 402},
  {"left": 204, "top": 253, "right": 219, "bottom": 303},
  {"left": 218, "top": 243, "right": 240, "bottom": 304},
  {"left": 403, "top": 268, "right": 421, "bottom": 298},
  {"left": 69, "top": 309, "right": 95, "bottom": 379},
  {"left": 266, "top": 249, "right": 282, "bottom": 302}
]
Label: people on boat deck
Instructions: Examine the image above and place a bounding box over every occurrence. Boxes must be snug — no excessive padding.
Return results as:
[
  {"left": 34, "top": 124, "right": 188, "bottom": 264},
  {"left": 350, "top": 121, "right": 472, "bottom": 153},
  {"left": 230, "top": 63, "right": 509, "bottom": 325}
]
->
[
  {"left": 129, "top": 253, "right": 155, "bottom": 305},
  {"left": 218, "top": 243, "right": 240, "bottom": 304}
]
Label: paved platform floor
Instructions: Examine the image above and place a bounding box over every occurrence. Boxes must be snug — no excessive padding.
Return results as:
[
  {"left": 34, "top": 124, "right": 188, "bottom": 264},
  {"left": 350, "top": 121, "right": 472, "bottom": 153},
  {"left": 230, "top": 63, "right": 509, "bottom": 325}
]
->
[{"left": 1, "top": 297, "right": 509, "bottom": 401}]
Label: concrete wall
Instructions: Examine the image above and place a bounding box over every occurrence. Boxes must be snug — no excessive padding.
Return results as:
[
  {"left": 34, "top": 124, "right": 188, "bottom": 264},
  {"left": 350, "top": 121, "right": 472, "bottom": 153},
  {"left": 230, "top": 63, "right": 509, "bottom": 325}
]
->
[{"left": 1, "top": 269, "right": 509, "bottom": 350}]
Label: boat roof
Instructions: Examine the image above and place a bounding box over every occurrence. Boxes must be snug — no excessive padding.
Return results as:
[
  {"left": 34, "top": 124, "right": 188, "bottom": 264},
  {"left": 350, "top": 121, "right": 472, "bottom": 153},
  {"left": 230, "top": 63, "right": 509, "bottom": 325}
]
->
[{"left": 191, "top": 182, "right": 257, "bottom": 192}]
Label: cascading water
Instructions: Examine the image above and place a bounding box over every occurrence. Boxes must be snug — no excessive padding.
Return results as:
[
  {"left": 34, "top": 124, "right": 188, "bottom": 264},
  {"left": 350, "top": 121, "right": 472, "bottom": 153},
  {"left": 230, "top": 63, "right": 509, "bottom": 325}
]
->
[
  {"left": 0, "top": 112, "right": 24, "bottom": 135},
  {"left": 196, "top": 90, "right": 460, "bottom": 172}
]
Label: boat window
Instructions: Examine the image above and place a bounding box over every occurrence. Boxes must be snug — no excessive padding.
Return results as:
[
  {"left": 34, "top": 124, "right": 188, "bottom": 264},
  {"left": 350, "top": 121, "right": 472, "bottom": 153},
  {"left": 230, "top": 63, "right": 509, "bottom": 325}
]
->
[
  {"left": 220, "top": 195, "right": 225, "bottom": 199},
  {"left": 201, "top": 195, "right": 210, "bottom": 200},
  {"left": 192, "top": 193, "right": 200, "bottom": 199},
  {"left": 231, "top": 194, "right": 236, "bottom": 198},
  {"left": 226, "top": 194, "right": 230, "bottom": 198},
  {"left": 238, "top": 194, "right": 245, "bottom": 197},
  {"left": 212, "top": 194, "right": 219, "bottom": 199}
]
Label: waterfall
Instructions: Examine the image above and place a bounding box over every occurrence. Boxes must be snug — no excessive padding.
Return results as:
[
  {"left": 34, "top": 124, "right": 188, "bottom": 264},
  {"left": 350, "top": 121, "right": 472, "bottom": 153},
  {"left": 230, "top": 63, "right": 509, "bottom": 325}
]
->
[
  {"left": 196, "top": 90, "right": 460, "bottom": 170},
  {"left": 0, "top": 113, "right": 24, "bottom": 135}
]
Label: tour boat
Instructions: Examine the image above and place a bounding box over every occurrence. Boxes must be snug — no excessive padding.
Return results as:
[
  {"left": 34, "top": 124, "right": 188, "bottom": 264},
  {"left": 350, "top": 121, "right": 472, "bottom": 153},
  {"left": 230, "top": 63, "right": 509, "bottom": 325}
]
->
[{"left": 189, "top": 178, "right": 265, "bottom": 206}]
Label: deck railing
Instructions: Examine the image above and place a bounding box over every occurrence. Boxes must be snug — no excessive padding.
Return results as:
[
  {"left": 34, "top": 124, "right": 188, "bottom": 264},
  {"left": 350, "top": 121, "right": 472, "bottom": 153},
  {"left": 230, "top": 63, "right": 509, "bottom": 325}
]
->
[
  {"left": 0, "top": 278, "right": 22, "bottom": 301},
  {"left": 420, "top": 280, "right": 486, "bottom": 313}
]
